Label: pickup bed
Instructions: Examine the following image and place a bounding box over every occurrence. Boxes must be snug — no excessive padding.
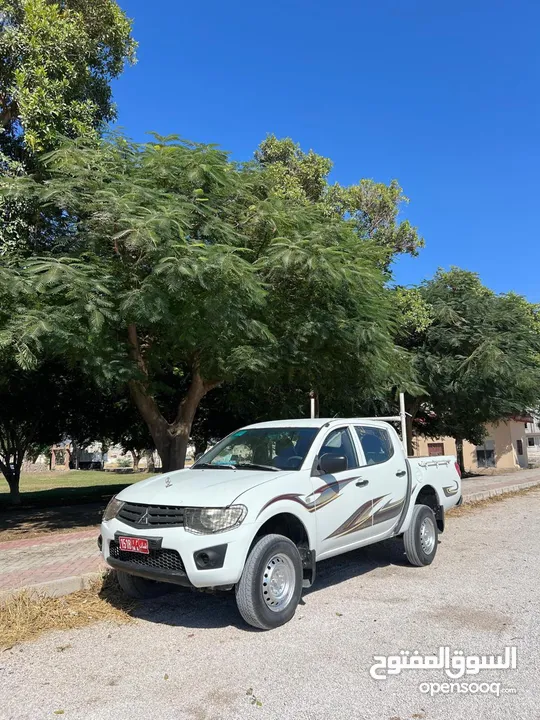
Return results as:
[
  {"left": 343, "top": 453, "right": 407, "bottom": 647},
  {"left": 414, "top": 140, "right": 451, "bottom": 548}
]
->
[{"left": 100, "top": 418, "right": 462, "bottom": 629}]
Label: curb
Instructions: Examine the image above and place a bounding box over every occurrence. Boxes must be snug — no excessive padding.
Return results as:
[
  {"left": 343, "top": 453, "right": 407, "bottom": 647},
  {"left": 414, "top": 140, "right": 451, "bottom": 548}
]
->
[
  {"left": 0, "top": 571, "right": 105, "bottom": 604},
  {"left": 462, "top": 478, "right": 540, "bottom": 504}
]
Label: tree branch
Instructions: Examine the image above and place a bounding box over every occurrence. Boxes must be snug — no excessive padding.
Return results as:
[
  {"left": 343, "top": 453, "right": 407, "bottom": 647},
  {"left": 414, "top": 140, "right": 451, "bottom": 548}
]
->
[{"left": 127, "top": 323, "right": 148, "bottom": 377}]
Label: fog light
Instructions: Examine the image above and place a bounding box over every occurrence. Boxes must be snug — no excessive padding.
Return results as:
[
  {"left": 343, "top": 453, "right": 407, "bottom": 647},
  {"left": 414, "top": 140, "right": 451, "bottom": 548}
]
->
[{"left": 194, "top": 544, "right": 227, "bottom": 569}]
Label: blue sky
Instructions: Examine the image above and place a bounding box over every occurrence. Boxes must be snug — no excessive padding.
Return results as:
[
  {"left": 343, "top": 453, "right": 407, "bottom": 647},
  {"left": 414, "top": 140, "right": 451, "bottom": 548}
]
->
[{"left": 112, "top": 0, "right": 540, "bottom": 300}]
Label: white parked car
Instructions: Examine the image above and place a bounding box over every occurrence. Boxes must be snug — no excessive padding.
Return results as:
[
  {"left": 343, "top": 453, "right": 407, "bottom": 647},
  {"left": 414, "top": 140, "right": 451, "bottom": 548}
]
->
[{"left": 100, "top": 418, "right": 462, "bottom": 629}]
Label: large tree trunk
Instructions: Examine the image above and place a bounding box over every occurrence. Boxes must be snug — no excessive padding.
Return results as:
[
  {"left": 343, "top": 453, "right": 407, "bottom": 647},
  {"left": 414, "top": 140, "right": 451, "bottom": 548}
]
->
[
  {"left": 131, "top": 450, "right": 141, "bottom": 472},
  {"left": 144, "top": 449, "right": 156, "bottom": 473},
  {"left": 6, "top": 472, "right": 21, "bottom": 505},
  {"left": 455, "top": 438, "right": 465, "bottom": 475},
  {"left": 127, "top": 325, "right": 220, "bottom": 473},
  {"left": 0, "top": 459, "right": 23, "bottom": 505}
]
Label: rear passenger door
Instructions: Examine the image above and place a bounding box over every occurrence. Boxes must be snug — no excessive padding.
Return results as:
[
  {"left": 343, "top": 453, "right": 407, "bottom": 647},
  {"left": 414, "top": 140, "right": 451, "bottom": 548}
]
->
[
  {"left": 353, "top": 425, "right": 408, "bottom": 538},
  {"left": 312, "top": 426, "right": 377, "bottom": 559}
]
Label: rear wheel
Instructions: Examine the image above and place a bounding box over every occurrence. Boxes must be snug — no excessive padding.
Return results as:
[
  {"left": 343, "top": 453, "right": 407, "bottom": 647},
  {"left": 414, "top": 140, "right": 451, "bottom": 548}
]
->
[
  {"left": 403, "top": 504, "right": 438, "bottom": 566},
  {"left": 235, "top": 534, "right": 303, "bottom": 630},
  {"left": 116, "top": 570, "right": 172, "bottom": 599}
]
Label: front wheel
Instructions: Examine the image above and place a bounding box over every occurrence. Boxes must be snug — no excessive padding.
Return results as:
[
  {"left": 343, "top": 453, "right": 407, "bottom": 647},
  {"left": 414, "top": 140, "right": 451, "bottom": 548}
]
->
[
  {"left": 235, "top": 534, "right": 303, "bottom": 630},
  {"left": 403, "top": 504, "right": 438, "bottom": 566}
]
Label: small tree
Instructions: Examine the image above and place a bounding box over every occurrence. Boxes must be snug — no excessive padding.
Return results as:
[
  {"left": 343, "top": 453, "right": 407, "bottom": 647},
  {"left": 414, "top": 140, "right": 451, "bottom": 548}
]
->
[{"left": 0, "top": 358, "right": 83, "bottom": 502}]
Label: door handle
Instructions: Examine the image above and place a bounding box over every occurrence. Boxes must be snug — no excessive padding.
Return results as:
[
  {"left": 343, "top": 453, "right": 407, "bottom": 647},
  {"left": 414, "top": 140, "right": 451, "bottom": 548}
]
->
[
  {"left": 396, "top": 470, "right": 407, "bottom": 477},
  {"left": 356, "top": 479, "right": 369, "bottom": 487}
]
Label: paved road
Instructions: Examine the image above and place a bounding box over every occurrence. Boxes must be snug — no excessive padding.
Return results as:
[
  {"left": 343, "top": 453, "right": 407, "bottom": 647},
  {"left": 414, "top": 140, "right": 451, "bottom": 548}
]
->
[{"left": 2, "top": 491, "right": 539, "bottom": 720}]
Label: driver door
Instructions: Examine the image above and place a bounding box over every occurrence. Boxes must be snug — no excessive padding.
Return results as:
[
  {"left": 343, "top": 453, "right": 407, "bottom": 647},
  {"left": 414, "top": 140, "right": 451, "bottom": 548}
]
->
[{"left": 312, "top": 426, "right": 376, "bottom": 559}]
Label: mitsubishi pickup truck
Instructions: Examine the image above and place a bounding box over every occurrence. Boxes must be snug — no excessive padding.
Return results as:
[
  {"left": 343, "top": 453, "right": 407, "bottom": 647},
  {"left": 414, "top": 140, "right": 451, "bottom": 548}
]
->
[{"left": 100, "top": 417, "right": 462, "bottom": 629}]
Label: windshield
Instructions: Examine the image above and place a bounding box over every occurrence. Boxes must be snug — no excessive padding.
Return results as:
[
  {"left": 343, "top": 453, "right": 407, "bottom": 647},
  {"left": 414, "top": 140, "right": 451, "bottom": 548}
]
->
[{"left": 193, "top": 427, "right": 319, "bottom": 471}]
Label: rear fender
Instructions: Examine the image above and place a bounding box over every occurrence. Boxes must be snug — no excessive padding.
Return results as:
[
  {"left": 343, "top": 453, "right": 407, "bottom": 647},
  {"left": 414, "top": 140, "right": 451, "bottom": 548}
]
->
[{"left": 397, "top": 483, "right": 442, "bottom": 534}]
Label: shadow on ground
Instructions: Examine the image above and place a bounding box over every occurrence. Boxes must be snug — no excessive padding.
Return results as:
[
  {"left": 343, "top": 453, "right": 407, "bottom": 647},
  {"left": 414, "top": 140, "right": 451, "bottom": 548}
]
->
[
  {"left": 0, "top": 484, "right": 133, "bottom": 540},
  {"left": 101, "top": 537, "right": 412, "bottom": 631}
]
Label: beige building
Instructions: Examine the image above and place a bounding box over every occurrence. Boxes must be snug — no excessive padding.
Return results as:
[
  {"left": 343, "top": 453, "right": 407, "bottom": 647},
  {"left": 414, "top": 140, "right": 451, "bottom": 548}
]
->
[
  {"left": 412, "top": 416, "right": 535, "bottom": 473},
  {"left": 524, "top": 414, "right": 540, "bottom": 465}
]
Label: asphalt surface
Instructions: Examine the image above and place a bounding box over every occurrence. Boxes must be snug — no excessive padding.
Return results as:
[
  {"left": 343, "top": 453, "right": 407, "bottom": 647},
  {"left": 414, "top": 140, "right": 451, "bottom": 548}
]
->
[{"left": 2, "top": 492, "right": 539, "bottom": 720}]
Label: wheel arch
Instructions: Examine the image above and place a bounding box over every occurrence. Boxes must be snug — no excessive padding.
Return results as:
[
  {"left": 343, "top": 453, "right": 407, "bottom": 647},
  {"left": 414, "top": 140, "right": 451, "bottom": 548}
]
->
[
  {"left": 414, "top": 483, "right": 440, "bottom": 511},
  {"left": 249, "top": 511, "right": 312, "bottom": 554},
  {"left": 414, "top": 483, "right": 444, "bottom": 532}
]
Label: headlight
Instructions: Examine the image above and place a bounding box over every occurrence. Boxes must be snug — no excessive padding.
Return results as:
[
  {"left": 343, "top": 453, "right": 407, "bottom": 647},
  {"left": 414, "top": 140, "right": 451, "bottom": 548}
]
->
[
  {"left": 184, "top": 505, "right": 247, "bottom": 535},
  {"left": 103, "top": 496, "right": 124, "bottom": 522}
]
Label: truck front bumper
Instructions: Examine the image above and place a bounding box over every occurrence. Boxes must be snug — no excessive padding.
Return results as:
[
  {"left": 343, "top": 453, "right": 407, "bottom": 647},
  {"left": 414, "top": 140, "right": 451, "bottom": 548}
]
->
[{"left": 100, "top": 518, "right": 255, "bottom": 589}]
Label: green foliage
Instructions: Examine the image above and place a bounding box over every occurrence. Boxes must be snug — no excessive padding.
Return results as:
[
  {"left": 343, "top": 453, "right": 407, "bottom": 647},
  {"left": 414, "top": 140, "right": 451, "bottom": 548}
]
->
[
  {"left": 0, "top": 357, "right": 80, "bottom": 499},
  {"left": 406, "top": 268, "right": 540, "bottom": 448},
  {"left": 0, "top": 133, "right": 407, "bottom": 469},
  {"left": 0, "top": 0, "right": 136, "bottom": 152},
  {"left": 255, "top": 135, "right": 424, "bottom": 265},
  {"left": 392, "top": 286, "right": 433, "bottom": 344},
  {"left": 0, "top": 0, "right": 136, "bottom": 257}
]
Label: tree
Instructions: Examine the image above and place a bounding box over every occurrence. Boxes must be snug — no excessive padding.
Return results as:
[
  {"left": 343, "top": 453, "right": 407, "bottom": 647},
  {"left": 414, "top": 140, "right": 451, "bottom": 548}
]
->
[
  {"left": 0, "top": 0, "right": 136, "bottom": 152},
  {"left": 400, "top": 269, "right": 540, "bottom": 469},
  {"left": 0, "top": 357, "right": 84, "bottom": 502},
  {"left": 0, "top": 0, "right": 136, "bottom": 255},
  {"left": 255, "top": 135, "right": 424, "bottom": 266},
  {"left": 1, "top": 134, "right": 407, "bottom": 472}
]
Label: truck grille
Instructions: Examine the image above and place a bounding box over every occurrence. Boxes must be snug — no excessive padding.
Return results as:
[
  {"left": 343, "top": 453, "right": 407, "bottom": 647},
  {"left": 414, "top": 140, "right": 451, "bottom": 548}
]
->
[
  {"left": 109, "top": 541, "right": 185, "bottom": 573},
  {"left": 117, "top": 502, "right": 185, "bottom": 528}
]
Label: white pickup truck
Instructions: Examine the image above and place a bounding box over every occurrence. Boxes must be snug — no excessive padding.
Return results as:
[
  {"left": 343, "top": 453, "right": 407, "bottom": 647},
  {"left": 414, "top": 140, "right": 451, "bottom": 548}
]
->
[{"left": 100, "top": 418, "right": 462, "bottom": 629}]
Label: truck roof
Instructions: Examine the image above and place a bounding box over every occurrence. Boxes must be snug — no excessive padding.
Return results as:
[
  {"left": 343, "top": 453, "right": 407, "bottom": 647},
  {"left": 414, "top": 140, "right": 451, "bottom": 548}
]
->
[{"left": 242, "top": 418, "right": 395, "bottom": 430}]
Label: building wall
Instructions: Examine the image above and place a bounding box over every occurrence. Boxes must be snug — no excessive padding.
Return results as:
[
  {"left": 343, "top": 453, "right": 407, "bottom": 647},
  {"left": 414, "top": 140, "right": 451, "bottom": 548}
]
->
[
  {"left": 413, "top": 420, "right": 526, "bottom": 472},
  {"left": 524, "top": 415, "right": 540, "bottom": 466}
]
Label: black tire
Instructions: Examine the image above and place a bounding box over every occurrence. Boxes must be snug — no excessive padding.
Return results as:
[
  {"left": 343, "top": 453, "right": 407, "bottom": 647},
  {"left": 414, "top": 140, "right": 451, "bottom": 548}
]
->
[
  {"left": 116, "top": 570, "right": 172, "bottom": 599},
  {"left": 403, "top": 504, "right": 438, "bottom": 566},
  {"left": 235, "top": 534, "right": 303, "bottom": 630}
]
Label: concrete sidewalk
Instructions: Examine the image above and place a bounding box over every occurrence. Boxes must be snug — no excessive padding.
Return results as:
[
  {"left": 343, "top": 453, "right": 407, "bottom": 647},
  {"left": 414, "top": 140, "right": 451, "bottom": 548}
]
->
[{"left": 1, "top": 469, "right": 539, "bottom": 601}]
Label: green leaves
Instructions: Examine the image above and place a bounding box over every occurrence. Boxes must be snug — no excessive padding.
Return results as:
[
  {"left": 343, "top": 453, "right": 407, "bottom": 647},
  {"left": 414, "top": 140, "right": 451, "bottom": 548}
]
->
[
  {"left": 254, "top": 136, "right": 424, "bottom": 265},
  {"left": 1, "top": 0, "right": 136, "bottom": 153},
  {"left": 405, "top": 268, "right": 540, "bottom": 444},
  {"left": 0, "top": 130, "right": 418, "bottom": 470}
]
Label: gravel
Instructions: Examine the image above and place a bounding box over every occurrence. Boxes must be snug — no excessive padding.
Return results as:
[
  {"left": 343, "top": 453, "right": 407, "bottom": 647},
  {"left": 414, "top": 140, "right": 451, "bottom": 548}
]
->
[{"left": 1, "top": 491, "right": 539, "bottom": 720}]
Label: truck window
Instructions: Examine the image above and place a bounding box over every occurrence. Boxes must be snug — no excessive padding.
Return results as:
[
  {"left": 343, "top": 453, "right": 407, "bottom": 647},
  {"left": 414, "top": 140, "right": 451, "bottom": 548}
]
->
[
  {"left": 194, "top": 427, "right": 319, "bottom": 471},
  {"left": 318, "top": 428, "right": 358, "bottom": 470},
  {"left": 354, "top": 427, "right": 394, "bottom": 466}
]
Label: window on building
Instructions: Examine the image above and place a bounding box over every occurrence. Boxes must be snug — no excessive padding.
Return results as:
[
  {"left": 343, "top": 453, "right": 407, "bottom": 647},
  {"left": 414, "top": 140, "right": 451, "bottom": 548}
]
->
[
  {"left": 525, "top": 423, "right": 528, "bottom": 430},
  {"left": 428, "top": 442, "right": 445, "bottom": 457},
  {"left": 517, "top": 439, "right": 524, "bottom": 455},
  {"left": 476, "top": 439, "right": 496, "bottom": 468},
  {"left": 528, "top": 437, "right": 535, "bottom": 447}
]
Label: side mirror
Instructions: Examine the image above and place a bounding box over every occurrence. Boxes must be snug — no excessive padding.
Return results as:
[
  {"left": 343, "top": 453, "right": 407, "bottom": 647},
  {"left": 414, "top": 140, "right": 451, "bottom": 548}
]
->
[{"left": 319, "top": 453, "right": 348, "bottom": 475}]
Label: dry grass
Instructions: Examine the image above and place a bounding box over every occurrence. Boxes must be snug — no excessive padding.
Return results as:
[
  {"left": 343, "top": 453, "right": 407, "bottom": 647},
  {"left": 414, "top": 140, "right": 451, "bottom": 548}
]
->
[
  {"left": 0, "top": 573, "right": 136, "bottom": 649},
  {"left": 448, "top": 484, "right": 540, "bottom": 517}
]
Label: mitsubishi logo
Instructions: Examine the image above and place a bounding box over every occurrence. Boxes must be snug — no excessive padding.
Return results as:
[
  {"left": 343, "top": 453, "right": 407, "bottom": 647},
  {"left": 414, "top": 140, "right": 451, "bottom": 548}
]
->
[{"left": 138, "top": 508, "right": 150, "bottom": 525}]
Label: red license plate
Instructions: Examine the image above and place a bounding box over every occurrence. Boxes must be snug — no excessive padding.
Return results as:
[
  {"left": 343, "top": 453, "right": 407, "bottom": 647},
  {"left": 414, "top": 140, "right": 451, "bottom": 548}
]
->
[{"left": 118, "top": 536, "right": 149, "bottom": 554}]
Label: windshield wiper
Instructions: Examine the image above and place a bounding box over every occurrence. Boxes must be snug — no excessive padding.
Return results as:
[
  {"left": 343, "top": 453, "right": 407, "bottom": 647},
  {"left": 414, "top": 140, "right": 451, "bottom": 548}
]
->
[
  {"left": 193, "top": 462, "right": 237, "bottom": 470},
  {"left": 235, "top": 463, "right": 280, "bottom": 472}
]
